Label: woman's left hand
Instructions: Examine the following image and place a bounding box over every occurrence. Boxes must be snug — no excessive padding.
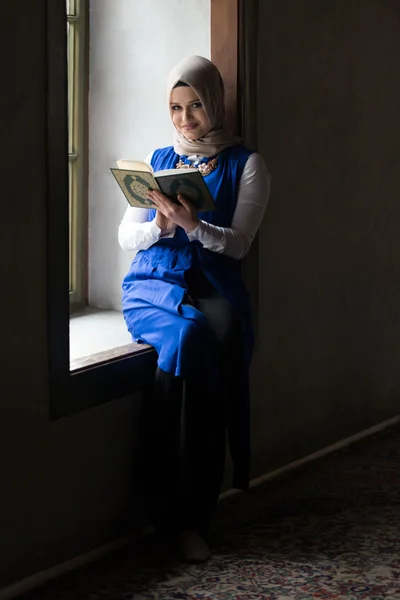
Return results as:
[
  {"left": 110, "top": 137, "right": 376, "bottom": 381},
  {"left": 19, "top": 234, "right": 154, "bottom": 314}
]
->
[{"left": 147, "top": 190, "right": 199, "bottom": 233}]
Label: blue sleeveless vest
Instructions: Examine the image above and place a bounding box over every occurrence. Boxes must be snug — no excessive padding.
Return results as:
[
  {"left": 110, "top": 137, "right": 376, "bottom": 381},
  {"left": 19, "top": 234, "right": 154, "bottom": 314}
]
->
[{"left": 122, "top": 144, "right": 254, "bottom": 488}]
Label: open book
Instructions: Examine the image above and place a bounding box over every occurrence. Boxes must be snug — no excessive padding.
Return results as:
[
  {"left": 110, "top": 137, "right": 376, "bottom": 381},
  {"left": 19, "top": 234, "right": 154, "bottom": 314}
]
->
[{"left": 111, "top": 159, "right": 216, "bottom": 211}]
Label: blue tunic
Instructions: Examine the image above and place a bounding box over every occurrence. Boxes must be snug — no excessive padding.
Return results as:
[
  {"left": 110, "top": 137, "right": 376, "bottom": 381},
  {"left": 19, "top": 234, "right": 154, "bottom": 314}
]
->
[{"left": 122, "top": 144, "right": 254, "bottom": 488}]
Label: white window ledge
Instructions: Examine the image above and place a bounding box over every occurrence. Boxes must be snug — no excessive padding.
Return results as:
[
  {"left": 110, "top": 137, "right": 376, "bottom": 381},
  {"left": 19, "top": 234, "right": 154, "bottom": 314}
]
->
[{"left": 69, "top": 308, "right": 133, "bottom": 364}]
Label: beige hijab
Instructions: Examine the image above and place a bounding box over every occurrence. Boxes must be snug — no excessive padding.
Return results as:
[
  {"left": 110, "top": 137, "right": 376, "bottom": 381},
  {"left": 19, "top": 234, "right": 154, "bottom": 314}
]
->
[{"left": 167, "top": 55, "right": 240, "bottom": 158}]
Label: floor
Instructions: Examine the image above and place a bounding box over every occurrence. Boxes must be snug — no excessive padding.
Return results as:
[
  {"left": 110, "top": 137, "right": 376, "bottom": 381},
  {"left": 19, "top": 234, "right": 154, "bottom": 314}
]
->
[{"left": 21, "top": 423, "right": 400, "bottom": 599}]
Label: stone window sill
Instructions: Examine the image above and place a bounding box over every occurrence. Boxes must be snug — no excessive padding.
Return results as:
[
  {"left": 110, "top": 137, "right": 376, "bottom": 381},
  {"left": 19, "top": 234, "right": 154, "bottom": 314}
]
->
[{"left": 69, "top": 308, "right": 152, "bottom": 372}]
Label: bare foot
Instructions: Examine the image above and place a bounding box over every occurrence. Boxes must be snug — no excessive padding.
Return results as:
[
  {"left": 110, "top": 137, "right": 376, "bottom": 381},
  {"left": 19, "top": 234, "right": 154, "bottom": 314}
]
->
[{"left": 178, "top": 530, "right": 211, "bottom": 563}]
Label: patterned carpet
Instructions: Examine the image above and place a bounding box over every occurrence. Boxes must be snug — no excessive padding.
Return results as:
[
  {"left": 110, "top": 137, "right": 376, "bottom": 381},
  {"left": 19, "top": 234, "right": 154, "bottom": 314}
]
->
[{"left": 23, "top": 424, "right": 400, "bottom": 599}]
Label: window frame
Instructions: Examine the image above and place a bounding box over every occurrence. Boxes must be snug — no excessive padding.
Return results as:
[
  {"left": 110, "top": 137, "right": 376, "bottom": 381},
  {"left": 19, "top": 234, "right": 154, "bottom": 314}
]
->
[
  {"left": 211, "top": 0, "right": 260, "bottom": 343},
  {"left": 67, "top": 0, "right": 88, "bottom": 311},
  {"left": 47, "top": 0, "right": 254, "bottom": 419}
]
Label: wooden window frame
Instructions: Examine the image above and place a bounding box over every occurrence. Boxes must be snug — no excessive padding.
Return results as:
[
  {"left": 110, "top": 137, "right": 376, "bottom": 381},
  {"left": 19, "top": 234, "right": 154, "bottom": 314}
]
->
[
  {"left": 47, "top": 0, "right": 257, "bottom": 418},
  {"left": 68, "top": 0, "right": 88, "bottom": 311},
  {"left": 212, "top": 0, "right": 260, "bottom": 340}
]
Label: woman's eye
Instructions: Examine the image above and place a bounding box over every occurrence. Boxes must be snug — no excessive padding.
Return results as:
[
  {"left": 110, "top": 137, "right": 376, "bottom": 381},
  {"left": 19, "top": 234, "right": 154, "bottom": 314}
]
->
[
  {"left": 171, "top": 105, "right": 181, "bottom": 111},
  {"left": 192, "top": 102, "right": 202, "bottom": 109}
]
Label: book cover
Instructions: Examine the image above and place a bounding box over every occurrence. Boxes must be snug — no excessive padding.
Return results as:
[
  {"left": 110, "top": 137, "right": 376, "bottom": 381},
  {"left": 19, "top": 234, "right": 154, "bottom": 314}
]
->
[
  {"left": 156, "top": 171, "right": 215, "bottom": 212},
  {"left": 110, "top": 166, "right": 215, "bottom": 212},
  {"left": 111, "top": 168, "right": 158, "bottom": 208}
]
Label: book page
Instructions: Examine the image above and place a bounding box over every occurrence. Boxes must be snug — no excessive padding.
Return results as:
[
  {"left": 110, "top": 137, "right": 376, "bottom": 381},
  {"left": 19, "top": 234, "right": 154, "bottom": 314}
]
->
[
  {"left": 154, "top": 168, "right": 198, "bottom": 177},
  {"left": 116, "top": 159, "right": 153, "bottom": 173}
]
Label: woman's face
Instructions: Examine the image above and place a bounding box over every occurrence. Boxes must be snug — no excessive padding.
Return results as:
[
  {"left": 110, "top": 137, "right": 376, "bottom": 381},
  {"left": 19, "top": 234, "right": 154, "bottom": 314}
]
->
[{"left": 169, "top": 85, "right": 211, "bottom": 141}]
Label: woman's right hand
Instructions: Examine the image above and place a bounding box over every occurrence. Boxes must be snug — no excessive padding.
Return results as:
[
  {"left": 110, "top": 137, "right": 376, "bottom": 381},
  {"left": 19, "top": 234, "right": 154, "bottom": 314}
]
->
[{"left": 156, "top": 210, "right": 175, "bottom": 235}]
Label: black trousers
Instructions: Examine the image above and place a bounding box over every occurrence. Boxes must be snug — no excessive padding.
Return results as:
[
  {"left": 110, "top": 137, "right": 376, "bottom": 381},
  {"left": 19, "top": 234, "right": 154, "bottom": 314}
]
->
[{"left": 137, "top": 293, "right": 241, "bottom": 535}]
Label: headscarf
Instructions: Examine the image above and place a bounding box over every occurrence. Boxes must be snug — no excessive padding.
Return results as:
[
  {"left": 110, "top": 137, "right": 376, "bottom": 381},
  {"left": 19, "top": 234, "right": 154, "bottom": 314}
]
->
[{"left": 167, "top": 55, "right": 240, "bottom": 158}]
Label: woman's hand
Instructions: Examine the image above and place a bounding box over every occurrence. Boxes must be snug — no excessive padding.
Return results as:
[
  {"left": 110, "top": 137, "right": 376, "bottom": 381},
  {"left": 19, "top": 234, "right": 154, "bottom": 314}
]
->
[
  {"left": 155, "top": 211, "right": 175, "bottom": 235},
  {"left": 148, "top": 190, "right": 199, "bottom": 233}
]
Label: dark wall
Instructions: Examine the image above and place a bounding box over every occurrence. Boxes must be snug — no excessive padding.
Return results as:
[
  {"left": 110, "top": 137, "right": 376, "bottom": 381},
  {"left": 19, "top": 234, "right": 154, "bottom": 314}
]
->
[
  {"left": 251, "top": 0, "right": 400, "bottom": 471},
  {"left": 0, "top": 1, "right": 143, "bottom": 590}
]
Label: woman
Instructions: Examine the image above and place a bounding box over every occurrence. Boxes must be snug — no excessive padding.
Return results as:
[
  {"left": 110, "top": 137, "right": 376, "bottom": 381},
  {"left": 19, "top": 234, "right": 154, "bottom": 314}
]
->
[{"left": 118, "top": 55, "right": 270, "bottom": 562}]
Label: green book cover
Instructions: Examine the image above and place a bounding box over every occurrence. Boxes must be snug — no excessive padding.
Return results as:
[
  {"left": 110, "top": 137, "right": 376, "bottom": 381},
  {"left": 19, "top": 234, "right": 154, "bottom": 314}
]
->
[{"left": 111, "top": 164, "right": 216, "bottom": 212}]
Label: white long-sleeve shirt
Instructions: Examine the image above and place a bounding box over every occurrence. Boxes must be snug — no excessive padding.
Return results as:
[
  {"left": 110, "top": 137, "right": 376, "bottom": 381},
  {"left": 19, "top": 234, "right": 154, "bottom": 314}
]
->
[{"left": 118, "top": 151, "right": 270, "bottom": 260}]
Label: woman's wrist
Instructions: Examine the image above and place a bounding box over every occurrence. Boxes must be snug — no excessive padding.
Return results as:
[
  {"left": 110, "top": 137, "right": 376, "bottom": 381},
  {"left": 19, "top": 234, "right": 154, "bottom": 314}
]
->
[{"left": 185, "top": 218, "right": 200, "bottom": 234}]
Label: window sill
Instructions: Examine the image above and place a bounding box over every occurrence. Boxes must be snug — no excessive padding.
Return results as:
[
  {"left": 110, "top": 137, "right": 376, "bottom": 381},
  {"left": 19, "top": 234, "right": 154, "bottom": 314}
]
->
[
  {"left": 50, "top": 308, "right": 157, "bottom": 420},
  {"left": 70, "top": 342, "right": 151, "bottom": 372},
  {"left": 69, "top": 308, "right": 133, "bottom": 367}
]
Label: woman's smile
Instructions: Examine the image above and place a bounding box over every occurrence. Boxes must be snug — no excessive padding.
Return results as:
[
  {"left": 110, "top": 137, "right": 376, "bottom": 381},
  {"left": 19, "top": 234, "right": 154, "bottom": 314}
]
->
[{"left": 183, "top": 123, "right": 199, "bottom": 131}]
